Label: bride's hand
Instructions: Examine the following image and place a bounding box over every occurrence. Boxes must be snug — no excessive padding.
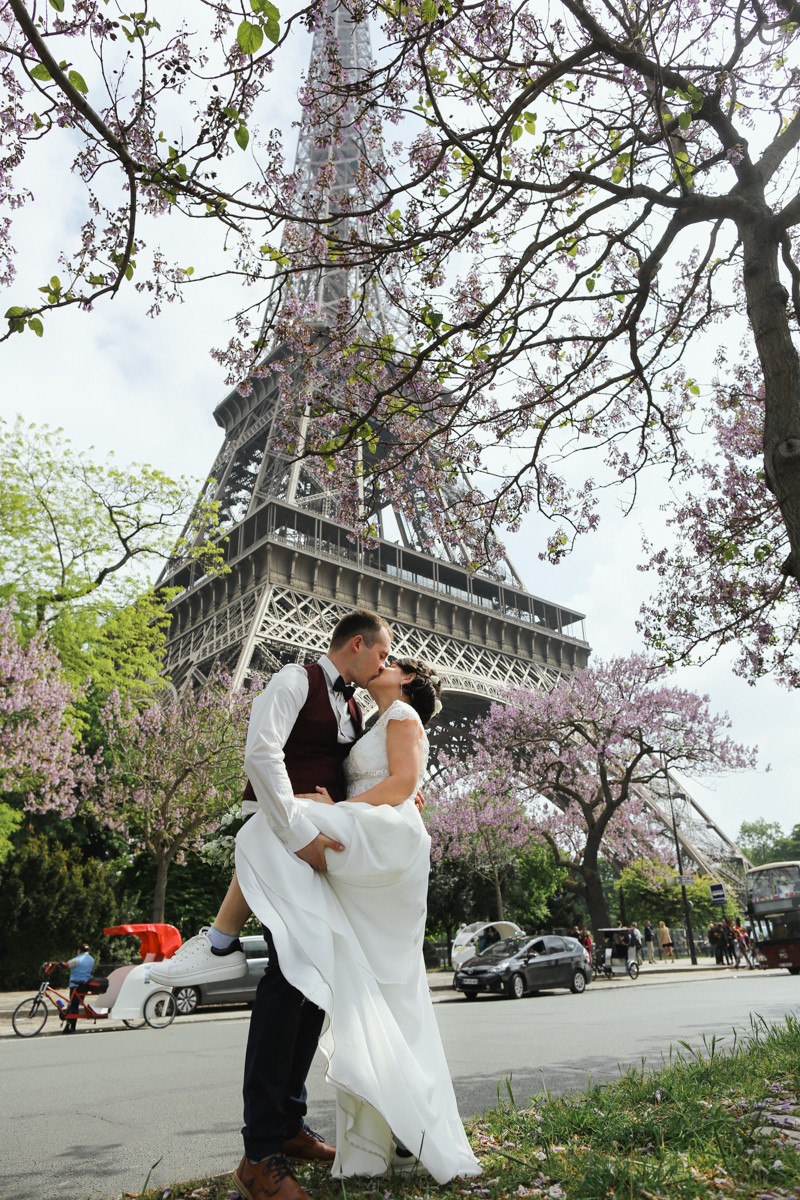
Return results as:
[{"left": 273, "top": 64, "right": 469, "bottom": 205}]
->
[{"left": 295, "top": 788, "right": 335, "bottom": 805}]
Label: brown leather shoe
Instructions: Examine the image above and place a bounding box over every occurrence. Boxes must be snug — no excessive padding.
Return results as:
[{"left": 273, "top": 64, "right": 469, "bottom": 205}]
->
[
  {"left": 232, "top": 1153, "right": 311, "bottom": 1200},
  {"left": 284, "top": 1123, "right": 335, "bottom": 1164}
]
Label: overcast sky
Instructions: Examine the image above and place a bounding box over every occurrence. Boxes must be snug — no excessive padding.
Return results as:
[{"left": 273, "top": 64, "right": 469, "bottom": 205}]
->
[{"left": 1, "top": 14, "right": 797, "bottom": 848}]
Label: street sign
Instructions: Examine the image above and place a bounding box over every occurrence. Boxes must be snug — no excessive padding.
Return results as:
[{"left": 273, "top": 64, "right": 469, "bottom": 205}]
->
[
  {"left": 668, "top": 875, "right": 695, "bottom": 887},
  {"left": 710, "top": 882, "right": 727, "bottom": 904}
]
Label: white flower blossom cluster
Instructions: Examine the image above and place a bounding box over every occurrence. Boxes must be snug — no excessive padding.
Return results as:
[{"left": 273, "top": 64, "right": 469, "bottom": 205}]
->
[{"left": 200, "top": 808, "right": 240, "bottom": 872}]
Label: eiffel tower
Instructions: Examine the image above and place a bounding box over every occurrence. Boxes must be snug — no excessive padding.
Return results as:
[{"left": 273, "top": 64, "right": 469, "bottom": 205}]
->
[
  {"left": 157, "top": 0, "right": 591, "bottom": 747},
  {"left": 157, "top": 1, "right": 755, "bottom": 880}
]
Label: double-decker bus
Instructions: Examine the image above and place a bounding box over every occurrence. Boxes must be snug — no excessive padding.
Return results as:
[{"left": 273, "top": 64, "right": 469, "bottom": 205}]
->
[{"left": 745, "top": 861, "right": 800, "bottom": 974}]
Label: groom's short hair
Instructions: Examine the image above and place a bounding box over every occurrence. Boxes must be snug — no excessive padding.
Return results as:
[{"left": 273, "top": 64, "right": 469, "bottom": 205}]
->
[{"left": 330, "top": 609, "right": 391, "bottom": 649}]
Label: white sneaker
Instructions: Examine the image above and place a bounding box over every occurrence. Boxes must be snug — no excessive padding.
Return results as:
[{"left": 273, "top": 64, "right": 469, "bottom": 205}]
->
[{"left": 148, "top": 929, "right": 248, "bottom": 985}]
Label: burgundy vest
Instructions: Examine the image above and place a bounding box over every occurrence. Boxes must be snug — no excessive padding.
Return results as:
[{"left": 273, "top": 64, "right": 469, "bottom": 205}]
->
[{"left": 242, "top": 662, "right": 362, "bottom": 808}]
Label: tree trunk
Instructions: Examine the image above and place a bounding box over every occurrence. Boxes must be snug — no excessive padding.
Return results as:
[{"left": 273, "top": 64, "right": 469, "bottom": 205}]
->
[
  {"left": 492, "top": 866, "right": 504, "bottom": 920},
  {"left": 583, "top": 864, "right": 610, "bottom": 933},
  {"left": 740, "top": 211, "right": 800, "bottom": 581},
  {"left": 151, "top": 856, "right": 170, "bottom": 923}
]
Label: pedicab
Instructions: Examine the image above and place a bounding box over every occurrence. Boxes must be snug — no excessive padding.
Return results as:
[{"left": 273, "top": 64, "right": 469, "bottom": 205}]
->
[
  {"left": 594, "top": 927, "right": 640, "bottom": 980},
  {"left": 12, "top": 923, "right": 182, "bottom": 1036},
  {"left": 451, "top": 921, "right": 526, "bottom": 970}
]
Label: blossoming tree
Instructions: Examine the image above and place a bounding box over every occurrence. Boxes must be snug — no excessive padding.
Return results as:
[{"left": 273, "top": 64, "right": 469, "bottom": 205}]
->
[
  {"left": 439, "top": 655, "right": 756, "bottom": 930},
  {"left": 639, "top": 372, "right": 800, "bottom": 687},
  {"left": 0, "top": 602, "right": 91, "bottom": 821},
  {"left": 94, "top": 666, "right": 256, "bottom": 921},
  {"left": 426, "top": 759, "right": 539, "bottom": 920}
]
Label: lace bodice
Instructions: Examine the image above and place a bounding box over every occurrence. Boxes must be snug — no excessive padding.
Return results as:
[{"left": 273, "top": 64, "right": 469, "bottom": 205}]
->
[{"left": 345, "top": 699, "right": 428, "bottom": 801}]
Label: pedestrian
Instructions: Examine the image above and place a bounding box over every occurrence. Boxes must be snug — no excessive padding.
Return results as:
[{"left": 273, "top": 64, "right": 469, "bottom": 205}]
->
[
  {"left": 708, "top": 922, "right": 725, "bottom": 965},
  {"left": 643, "top": 920, "right": 655, "bottom": 964},
  {"left": 658, "top": 920, "right": 675, "bottom": 962},
  {"left": 722, "top": 918, "right": 736, "bottom": 965},
  {"left": 732, "top": 921, "right": 753, "bottom": 968},
  {"left": 630, "top": 922, "right": 643, "bottom": 965},
  {"left": 62, "top": 943, "right": 95, "bottom": 1032}
]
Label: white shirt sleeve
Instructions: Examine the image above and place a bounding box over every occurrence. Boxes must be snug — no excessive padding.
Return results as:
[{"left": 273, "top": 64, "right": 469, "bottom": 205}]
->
[{"left": 243, "top": 665, "right": 319, "bottom": 853}]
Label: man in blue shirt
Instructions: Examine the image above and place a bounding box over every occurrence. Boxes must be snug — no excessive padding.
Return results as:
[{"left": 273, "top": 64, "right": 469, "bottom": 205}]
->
[{"left": 63, "top": 944, "right": 95, "bottom": 1033}]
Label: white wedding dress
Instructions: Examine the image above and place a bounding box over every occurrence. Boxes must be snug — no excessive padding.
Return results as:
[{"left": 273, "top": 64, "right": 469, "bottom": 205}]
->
[{"left": 235, "top": 699, "right": 481, "bottom": 1184}]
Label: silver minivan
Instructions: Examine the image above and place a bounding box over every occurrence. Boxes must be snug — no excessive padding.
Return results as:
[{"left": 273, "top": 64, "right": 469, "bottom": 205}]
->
[{"left": 171, "top": 934, "right": 269, "bottom": 1015}]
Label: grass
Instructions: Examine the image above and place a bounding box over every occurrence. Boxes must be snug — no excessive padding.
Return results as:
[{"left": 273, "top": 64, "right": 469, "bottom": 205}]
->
[{"left": 123, "top": 1015, "right": 800, "bottom": 1200}]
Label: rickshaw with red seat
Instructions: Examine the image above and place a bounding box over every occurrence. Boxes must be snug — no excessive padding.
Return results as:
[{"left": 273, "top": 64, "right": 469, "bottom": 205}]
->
[{"left": 12, "top": 923, "right": 181, "bottom": 1036}]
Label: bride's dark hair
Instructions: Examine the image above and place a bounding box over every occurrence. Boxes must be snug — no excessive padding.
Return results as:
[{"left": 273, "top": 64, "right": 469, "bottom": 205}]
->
[{"left": 395, "top": 658, "right": 442, "bottom": 726}]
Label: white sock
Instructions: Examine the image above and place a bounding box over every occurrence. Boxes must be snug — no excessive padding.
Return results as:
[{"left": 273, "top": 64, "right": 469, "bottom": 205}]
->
[{"left": 207, "top": 926, "right": 238, "bottom": 951}]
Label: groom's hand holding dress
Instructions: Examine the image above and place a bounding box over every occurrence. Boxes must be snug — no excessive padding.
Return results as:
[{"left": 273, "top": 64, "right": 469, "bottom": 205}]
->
[{"left": 295, "top": 832, "right": 344, "bottom": 872}]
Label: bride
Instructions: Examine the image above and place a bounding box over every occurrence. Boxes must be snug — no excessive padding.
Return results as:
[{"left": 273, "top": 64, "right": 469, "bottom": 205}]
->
[{"left": 235, "top": 658, "right": 481, "bottom": 1185}]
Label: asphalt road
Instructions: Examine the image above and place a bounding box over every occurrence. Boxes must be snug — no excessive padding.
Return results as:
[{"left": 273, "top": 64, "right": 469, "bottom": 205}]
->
[{"left": 3, "top": 972, "right": 798, "bottom": 1200}]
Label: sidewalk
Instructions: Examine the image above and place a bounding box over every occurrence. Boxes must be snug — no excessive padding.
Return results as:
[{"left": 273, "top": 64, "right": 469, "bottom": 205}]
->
[{"left": 0, "top": 960, "right": 770, "bottom": 1038}]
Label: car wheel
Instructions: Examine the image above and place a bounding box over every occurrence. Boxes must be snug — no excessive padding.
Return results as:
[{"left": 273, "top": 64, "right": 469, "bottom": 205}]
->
[
  {"left": 627, "top": 961, "right": 640, "bottom": 980},
  {"left": 463, "top": 992, "right": 478, "bottom": 1000},
  {"left": 507, "top": 973, "right": 526, "bottom": 999},
  {"left": 173, "top": 985, "right": 200, "bottom": 1015},
  {"left": 788, "top": 967, "right": 799, "bottom": 975},
  {"left": 570, "top": 970, "right": 587, "bottom": 994}
]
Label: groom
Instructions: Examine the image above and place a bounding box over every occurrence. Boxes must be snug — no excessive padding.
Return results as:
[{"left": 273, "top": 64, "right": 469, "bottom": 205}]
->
[{"left": 234, "top": 609, "right": 392, "bottom": 1200}]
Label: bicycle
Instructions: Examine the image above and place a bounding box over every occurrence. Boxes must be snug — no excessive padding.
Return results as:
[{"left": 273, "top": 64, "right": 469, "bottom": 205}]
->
[{"left": 12, "top": 962, "right": 176, "bottom": 1037}]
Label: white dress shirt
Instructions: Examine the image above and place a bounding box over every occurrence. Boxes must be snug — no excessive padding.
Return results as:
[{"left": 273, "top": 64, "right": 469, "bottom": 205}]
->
[{"left": 242, "top": 656, "right": 358, "bottom": 852}]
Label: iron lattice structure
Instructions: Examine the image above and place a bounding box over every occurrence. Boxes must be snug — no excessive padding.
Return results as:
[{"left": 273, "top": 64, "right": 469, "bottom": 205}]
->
[{"left": 639, "top": 777, "right": 753, "bottom": 898}]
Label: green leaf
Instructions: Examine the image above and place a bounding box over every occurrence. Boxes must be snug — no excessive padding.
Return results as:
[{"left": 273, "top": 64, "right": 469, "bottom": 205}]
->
[
  {"left": 611, "top": 164, "right": 625, "bottom": 184},
  {"left": 586, "top": 278, "right": 595, "bottom": 293},
  {"left": 511, "top": 122, "right": 523, "bottom": 142},
  {"left": 237, "top": 20, "right": 264, "bottom": 55},
  {"left": 264, "top": 16, "right": 280, "bottom": 44},
  {"left": 678, "top": 110, "right": 692, "bottom": 131},
  {"left": 30, "top": 63, "right": 52, "bottom": 82},
  {"left": 223, "top": 105, "right": 239, "bottom": 120},
  {"left": 28, "top": 317, "right": 44, "bottom": 337},
  {"left": 5, "top": 306, "right": 27, "bottom": 318},
  {"left": 421, "top": 0, "right": 438, "bottom": 21},
  {"left": 68, "top": 70, "right": 88, "bottom": 95},
  {"left": 49, "top": 0, "right": 65, "bottom": 10},
  {"left": 234, "top": 123, "right": 250, "bottom": 150}
]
